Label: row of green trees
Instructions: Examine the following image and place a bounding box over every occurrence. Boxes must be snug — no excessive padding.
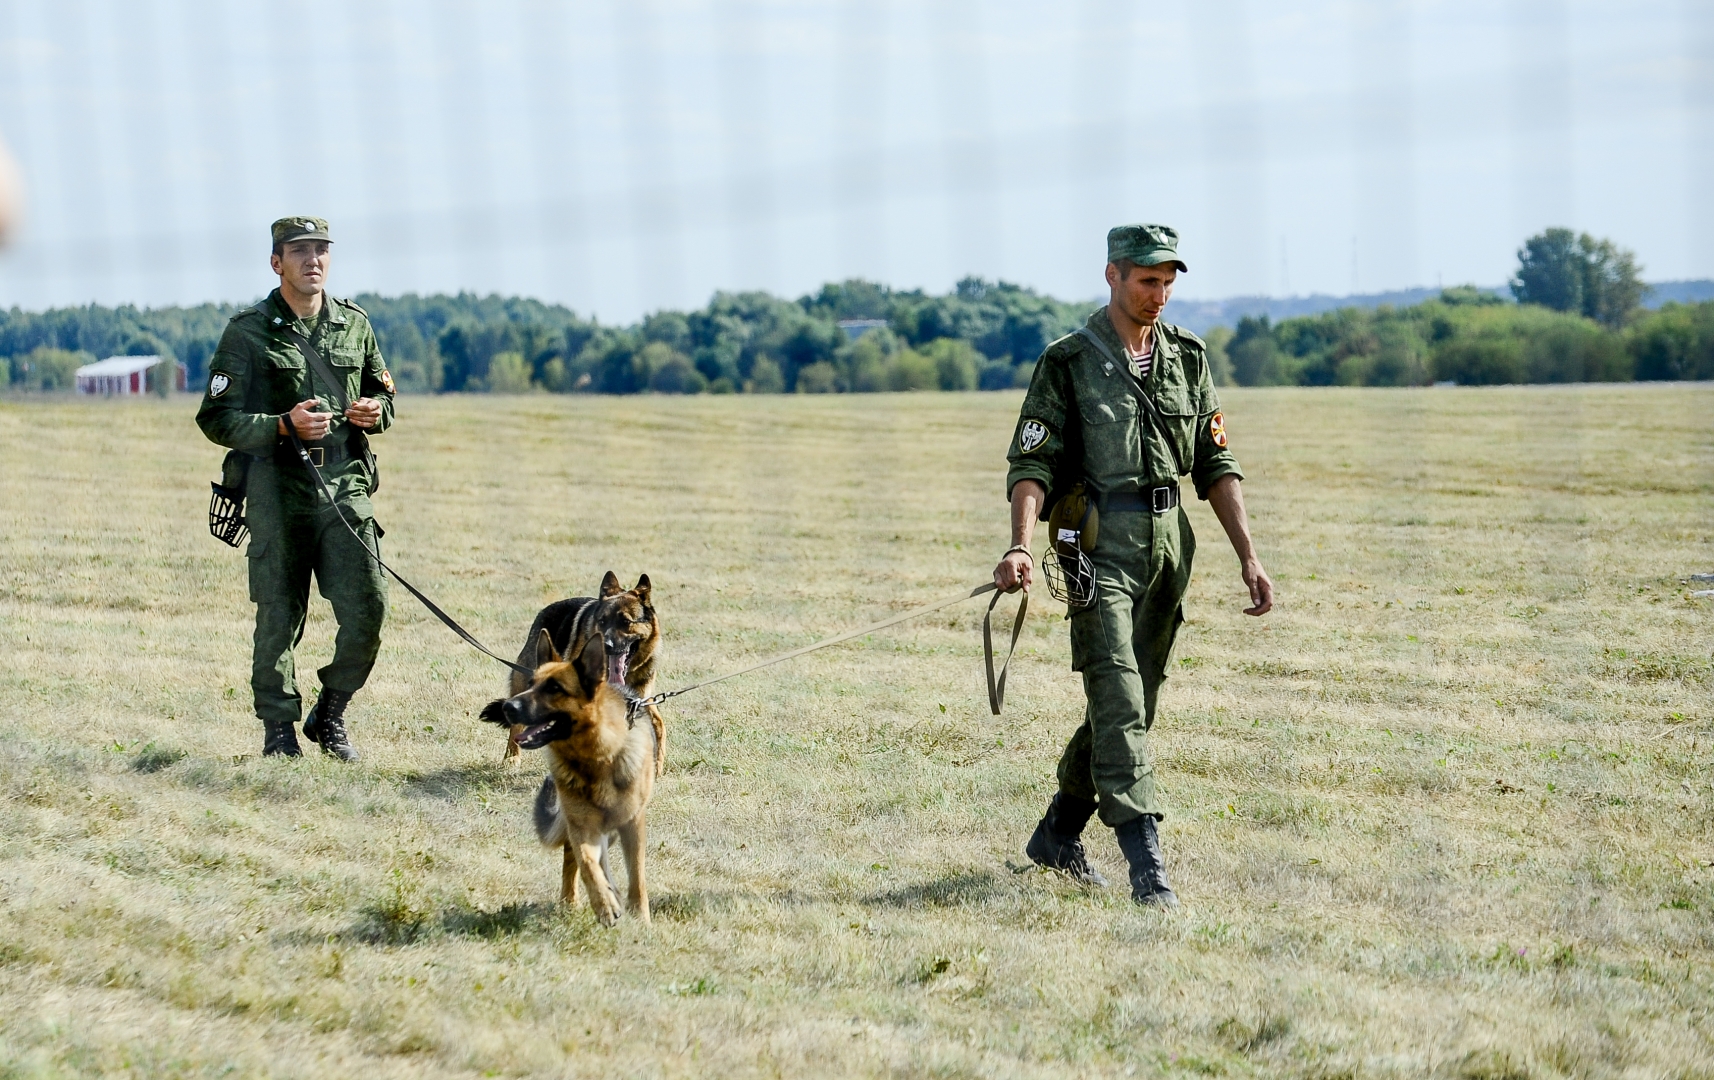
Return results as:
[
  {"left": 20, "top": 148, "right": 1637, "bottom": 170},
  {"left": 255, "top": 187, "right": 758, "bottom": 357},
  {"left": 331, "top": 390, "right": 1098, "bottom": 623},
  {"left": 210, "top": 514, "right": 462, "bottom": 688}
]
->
[
  {"left": 0, "top": 276, "right": 1086, "bottom": 396},
  {"left": 4, "top": 228, "right": 1711, "bottom": 393},
  {"left": 1220, "top": 285, "right": 1714, "bottom": 387}
]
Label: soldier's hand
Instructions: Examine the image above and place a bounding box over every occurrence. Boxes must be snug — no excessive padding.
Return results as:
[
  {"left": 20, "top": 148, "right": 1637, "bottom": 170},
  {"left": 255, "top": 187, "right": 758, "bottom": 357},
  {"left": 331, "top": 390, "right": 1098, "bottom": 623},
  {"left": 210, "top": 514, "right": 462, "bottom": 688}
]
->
[
  {"left": 345, "top": 397, "right": 382, "bottom": 429},
  {"left": 995, "top": 550, "right": 1033, "bottom": 594},
  {"left": 280, "top": 398, "right": 333, "bottom": 440},
  {"left": 1242, "top": 559, "right": 1274, "bottom": 616}
]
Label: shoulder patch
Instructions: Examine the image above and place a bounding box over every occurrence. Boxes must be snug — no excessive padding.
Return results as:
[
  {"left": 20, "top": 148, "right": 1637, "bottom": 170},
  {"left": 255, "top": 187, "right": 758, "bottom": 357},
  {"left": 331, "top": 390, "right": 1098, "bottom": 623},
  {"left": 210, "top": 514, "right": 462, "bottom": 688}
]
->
[
  {"left": 208, "top": 373, "right": 232, "bottom": 398},
  {"left": 1209, "top": 411, "right": 1228, "bottom": 447},
  {"left": 379, "top": 369, "right": 395, "bottom": 394},
  {"left": 1017, "top": 418, "right": 1050, "bottom": 453}
]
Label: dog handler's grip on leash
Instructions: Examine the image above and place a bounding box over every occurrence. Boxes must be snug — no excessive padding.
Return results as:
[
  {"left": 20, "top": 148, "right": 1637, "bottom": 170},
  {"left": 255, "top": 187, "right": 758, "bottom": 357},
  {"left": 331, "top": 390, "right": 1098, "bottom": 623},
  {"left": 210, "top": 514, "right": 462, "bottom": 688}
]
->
[{"left": 994, "top": 478, "right": 1046, "bottom": 594}]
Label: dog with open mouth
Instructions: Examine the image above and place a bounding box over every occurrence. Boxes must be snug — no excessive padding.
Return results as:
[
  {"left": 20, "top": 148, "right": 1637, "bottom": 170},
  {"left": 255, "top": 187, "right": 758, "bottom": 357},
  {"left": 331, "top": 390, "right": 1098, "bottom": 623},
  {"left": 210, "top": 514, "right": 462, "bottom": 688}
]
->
[
  {"left": 498, "top": 572, "right": 664, "bottom": 775},
  {"left": 477, "top": 628, "right": 656, "bottom": 925}
]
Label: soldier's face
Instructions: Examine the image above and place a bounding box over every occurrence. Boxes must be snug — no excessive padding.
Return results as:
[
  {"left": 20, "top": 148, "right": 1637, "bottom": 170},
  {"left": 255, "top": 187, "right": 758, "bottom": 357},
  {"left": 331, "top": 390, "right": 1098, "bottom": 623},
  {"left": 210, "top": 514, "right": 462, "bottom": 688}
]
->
[
  {"left": 271, "top": 240, "right": 331, "bottom": 295},
  {"left": 1108, "top": 261, "right": 1177, "bottom": 326}
]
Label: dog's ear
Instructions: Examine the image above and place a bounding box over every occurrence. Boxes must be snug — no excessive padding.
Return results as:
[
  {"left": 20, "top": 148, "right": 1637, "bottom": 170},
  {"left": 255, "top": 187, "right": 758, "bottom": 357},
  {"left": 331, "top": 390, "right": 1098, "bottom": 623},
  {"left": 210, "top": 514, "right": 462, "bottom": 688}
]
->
[
  {"left": 634, "top": 574, "right": 651, "bottom": 604},
  {"left": 570, "top": 637, "right": 604, "bottom": 699},
  {"left": 600, "top": 571, "right": 623, "bottom": 597},
  {"left": 477, "top": 699, "right": 508, "bottom": 727},
  {"left": 535, "top": 627, "right": 561, "bottom": 667}
]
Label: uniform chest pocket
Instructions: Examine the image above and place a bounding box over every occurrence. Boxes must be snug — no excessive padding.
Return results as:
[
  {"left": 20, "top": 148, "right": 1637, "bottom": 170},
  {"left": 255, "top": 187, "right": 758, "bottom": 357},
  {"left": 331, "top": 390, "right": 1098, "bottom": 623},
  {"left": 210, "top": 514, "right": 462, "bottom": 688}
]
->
[
  {"left": 327, "top": 344, "right": 364, "bottom": 370},
  {"left": 1147, "top": 381, "right": 1197, "bottom": 474},
  {"left": 1151, "top": 383, "right": 1195, "bottom": 418},
  {"left": 1079, "top": 394, "right": 1138, "bottom": 426},
  {"left": 265, "top": 345, "right": 305, "bottom": 371},
  {"left": 1076, "top": 392, "right": 1142, "bottom": 482}
]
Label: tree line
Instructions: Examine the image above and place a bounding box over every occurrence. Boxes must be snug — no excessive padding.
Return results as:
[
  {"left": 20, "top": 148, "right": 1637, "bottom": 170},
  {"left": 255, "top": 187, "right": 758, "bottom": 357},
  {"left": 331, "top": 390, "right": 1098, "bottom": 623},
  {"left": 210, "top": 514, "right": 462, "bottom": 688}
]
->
[
  {"left": 0, "top": 277, "right": 1092, "bottom": 395},
  {"left": 3, "top": 228, "right": 1710, "bottom": 394},
  {"left": 1219, "top": 228, "right": 1713, "bottom": 386}
]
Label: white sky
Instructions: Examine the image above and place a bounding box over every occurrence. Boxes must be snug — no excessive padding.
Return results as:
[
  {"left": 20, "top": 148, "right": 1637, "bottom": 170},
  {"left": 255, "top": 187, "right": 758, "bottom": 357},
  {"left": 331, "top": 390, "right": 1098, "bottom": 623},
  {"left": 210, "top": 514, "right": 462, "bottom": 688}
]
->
[{"left": 0, "top": 0, "right": 1707, "bottom": 321}]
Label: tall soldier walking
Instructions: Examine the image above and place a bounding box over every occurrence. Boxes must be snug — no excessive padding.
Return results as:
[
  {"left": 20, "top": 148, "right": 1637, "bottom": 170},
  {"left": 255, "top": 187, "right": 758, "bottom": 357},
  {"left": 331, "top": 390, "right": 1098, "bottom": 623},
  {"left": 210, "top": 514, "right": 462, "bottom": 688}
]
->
[
  {"left": 197, "top": 218, "right": 396, "bottom": 760},
  {"left": 994, "top": 224, "right": 1273, "bottom": 907}
]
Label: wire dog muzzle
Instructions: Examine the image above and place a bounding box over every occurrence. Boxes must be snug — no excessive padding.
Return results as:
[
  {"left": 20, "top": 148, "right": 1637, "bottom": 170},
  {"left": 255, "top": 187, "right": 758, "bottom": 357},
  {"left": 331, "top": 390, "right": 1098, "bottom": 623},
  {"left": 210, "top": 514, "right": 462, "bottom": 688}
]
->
[
  {"left": 1043, "top": 482, "right": 1098, "bottom": 609},
  {"left": 208, "top": 482, "right": 248, "bottom": 548}
]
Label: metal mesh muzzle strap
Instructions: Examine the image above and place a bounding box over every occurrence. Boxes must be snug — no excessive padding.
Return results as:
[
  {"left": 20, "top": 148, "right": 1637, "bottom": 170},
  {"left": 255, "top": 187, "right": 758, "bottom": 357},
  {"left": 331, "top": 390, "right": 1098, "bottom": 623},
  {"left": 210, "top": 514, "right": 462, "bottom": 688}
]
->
[
  {"left": 1043, "top": 540, "right": 1096, "bottom": 608},
  {"left": 208, "top": 482, "right": 248, "bottom": 548}
]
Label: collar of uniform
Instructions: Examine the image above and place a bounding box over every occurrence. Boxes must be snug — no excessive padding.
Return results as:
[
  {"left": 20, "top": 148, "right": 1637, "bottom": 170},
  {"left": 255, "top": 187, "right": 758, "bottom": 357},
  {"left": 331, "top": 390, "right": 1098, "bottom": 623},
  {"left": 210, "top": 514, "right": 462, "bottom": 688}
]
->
[
  {"left": 264, "top": 288, "right": 345, "bottom": 333},
  {"left": 1088, "top": 306, "right": 1179, "bottom": 384}
]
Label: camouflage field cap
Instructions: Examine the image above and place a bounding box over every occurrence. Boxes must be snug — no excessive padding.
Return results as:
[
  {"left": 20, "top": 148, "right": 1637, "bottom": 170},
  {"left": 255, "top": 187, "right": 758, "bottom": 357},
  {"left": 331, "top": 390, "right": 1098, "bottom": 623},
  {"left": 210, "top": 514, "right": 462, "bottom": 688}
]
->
[
  {"left": 1107, "top": 223, "right": 1186, "bottom": 272},
  {"left": 271, "top": 216, "right": 332, "bottom": 248}
]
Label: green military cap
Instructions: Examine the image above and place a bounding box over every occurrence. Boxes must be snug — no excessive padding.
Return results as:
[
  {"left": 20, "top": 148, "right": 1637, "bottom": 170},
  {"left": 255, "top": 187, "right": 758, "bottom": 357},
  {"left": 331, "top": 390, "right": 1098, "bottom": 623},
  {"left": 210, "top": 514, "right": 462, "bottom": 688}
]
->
[
  {"left": 1107, "top": 223, "right": 1186, "bottom": 272},
  {"left": 271, "top": 216, "right": 333, "bottom": 248}
]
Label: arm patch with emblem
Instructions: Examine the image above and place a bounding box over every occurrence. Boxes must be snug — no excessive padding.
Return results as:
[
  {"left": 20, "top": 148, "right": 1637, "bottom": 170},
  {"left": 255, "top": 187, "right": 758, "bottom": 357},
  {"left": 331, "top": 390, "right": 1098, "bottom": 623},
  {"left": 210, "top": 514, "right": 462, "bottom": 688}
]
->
[{"left": 1018, "top": 419, "right": 1050, "bottom": 453}]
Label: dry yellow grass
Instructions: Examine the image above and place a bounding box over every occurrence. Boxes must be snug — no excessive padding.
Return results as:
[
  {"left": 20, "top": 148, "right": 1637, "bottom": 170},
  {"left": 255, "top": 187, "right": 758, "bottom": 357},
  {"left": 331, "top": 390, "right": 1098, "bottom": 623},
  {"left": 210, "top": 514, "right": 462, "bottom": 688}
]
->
[{"left": 0, "top": 385, "right": 1710, "bottom": 1079}]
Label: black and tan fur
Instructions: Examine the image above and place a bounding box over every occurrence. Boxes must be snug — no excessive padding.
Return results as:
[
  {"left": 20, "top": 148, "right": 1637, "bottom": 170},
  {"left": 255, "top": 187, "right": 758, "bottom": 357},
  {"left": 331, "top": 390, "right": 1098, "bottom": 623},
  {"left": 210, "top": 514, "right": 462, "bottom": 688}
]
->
[
  {"left": 501, "top": 572, "right": 664, "bottom": 775},
  {"left": 478, "top": 629, "right": 656, "bottom": 925}
]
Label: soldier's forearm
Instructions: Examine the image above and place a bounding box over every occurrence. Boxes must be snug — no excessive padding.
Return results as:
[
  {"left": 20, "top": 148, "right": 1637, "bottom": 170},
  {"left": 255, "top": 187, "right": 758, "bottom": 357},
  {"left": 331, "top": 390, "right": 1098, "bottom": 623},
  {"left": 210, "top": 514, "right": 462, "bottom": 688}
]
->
[
  {"left": 1010, "top": 480, "right": 1045, "bottom": 549},
  {"left": 1206, "top": 475, "right": 1258, "bottom": 563}
]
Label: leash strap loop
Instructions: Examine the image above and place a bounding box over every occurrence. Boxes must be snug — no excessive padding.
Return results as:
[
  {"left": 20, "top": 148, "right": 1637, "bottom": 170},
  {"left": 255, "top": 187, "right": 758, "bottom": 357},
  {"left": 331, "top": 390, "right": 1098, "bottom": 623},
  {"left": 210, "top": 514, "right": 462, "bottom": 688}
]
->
[
  {"left": 630, "top": 581, "right": 1029, "bottom": 718},
  {"left": 983, "top": 585, "right": 1028, "bottom": 715}
]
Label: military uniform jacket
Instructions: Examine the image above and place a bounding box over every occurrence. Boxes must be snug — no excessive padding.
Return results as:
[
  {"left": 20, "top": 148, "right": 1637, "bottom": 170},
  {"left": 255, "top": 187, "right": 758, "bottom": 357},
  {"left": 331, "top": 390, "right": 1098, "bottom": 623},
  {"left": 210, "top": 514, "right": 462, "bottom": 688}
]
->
[
  {"left": 1006, "top": 307, "right": 1241, "bottom": 505},
  {"left": 195, "top": 289, "right": 396, "bottom": 455}
]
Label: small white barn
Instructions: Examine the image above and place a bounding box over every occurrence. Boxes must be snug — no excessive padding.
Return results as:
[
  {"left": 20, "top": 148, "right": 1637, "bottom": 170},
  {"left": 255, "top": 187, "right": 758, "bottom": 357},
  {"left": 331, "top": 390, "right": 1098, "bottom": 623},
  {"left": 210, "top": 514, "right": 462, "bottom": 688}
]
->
[{"left": 75, "top": 355, "right": 186, "bottom": 396}]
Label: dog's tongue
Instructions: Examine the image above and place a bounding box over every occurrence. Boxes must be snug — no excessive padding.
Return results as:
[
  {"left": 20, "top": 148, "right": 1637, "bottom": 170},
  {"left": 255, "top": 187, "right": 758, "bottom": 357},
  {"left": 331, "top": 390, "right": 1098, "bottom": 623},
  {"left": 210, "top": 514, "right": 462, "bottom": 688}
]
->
[{"left": 606, "top": 650, "right": 628, "bottom": 686}]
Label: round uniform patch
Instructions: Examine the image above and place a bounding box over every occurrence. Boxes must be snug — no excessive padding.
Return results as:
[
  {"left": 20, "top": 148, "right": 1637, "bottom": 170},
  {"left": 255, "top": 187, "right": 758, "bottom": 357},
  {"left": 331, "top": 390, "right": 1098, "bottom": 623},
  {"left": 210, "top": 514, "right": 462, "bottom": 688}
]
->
[
  {"left": 1018, "top": 419, "right": 1049, "bottom": 453},
  {"left": 379, "top": 369, "right": 395, "bottom": 394},
  {"left": 208, "top": 373, "right": 231, "bottom": 398},
  {"left": 1209, "top": 411, "right": 1228, "bottom": 448}
]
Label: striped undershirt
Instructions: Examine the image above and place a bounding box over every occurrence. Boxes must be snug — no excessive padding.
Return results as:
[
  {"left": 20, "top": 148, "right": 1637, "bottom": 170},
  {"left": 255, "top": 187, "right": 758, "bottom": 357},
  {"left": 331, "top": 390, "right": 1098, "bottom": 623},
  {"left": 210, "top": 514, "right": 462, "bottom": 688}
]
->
[{"left": 1126, "top": 331, "right": 1154, "bottom": 379}]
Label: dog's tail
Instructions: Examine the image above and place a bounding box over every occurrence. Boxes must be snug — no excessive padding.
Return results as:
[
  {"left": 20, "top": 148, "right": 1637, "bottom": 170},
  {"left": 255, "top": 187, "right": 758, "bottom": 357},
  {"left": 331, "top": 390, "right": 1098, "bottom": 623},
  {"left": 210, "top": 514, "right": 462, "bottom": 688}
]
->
[
  {"left": 477, "top": 698, "right": 509, "bottom": 728},
  {"left": 533, "top": 775, "right": 568, "bottom": 848}
]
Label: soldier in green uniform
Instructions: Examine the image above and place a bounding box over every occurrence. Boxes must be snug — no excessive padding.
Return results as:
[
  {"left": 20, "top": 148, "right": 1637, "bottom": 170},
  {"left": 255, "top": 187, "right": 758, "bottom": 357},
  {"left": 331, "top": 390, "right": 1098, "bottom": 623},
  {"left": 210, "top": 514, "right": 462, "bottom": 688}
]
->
[
  {"left": 994, "top": 224, "right": 1274, "bottom": 907},
  {"left": 196, "top": 217, "right": 396, "bottom": 760}
]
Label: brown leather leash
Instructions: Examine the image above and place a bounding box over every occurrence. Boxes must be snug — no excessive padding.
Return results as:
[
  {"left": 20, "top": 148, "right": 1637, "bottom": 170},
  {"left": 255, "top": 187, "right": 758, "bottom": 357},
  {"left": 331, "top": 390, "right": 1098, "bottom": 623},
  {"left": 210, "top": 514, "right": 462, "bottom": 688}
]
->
[
  {"left": 284, "top": 409, "right": 1029, "bottom": 706},
  {"left": 631, "top": 582, "right": 1029, "bottom": 718}
]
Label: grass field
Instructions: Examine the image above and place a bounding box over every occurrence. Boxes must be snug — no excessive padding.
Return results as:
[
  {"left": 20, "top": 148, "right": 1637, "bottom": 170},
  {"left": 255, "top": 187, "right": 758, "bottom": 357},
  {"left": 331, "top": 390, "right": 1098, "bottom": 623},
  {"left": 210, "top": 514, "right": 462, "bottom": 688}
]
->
[{"left": 0, "top": 385, "right": 1711, "bottom": 1079}]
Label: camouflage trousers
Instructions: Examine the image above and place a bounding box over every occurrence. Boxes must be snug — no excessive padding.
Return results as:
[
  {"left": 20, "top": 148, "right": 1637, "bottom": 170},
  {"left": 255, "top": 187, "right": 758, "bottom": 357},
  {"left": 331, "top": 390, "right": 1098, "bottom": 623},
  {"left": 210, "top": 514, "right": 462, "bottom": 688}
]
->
[
  {"left": 242, "top": 458, "right": 388, "bottom": 728},
  {"left": 1058, "top": 505, "right": 1195, "bottom": 826}
]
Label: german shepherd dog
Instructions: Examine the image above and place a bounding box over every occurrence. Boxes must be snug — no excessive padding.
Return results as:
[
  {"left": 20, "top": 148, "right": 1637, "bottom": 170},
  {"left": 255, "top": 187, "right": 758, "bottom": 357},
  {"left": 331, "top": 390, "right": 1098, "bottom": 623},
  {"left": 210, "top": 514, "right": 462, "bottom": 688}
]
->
[
  {"left": 500, "top": 572, "right": 664, "bottom": 775},
  {"left": 478, "top": 630, "right": 655, "bottom": 925}
]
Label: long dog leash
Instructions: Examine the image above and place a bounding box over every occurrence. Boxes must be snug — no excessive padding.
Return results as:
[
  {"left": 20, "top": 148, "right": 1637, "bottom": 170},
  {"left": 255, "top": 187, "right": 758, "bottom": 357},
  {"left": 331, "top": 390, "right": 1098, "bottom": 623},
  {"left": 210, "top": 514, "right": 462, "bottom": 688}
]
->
[
  {"left": 282, "top": 421, "right": 533, "bottom": 678},
  {"left": 630, "top": 582, "right": 1029, "bottom": 717},
  {"left": 283, "top": 422, "right": 1029, "bottom": 708}
]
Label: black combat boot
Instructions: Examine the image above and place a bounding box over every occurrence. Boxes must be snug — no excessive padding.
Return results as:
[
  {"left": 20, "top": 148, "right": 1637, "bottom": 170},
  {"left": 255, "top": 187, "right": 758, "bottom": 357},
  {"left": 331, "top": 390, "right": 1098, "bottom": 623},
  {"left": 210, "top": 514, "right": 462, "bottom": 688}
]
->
[
  {"left": 1113, "top": 813, "right": 1179, "bottom": 909},
  {"left": 1024, "top": 792, "right": 1109, "bottom": 887},
  {"left": 262, "top": 719, "right": 302, "bottom": 757},
  {"left": 302, "top": 689, "right": 359, "bottom": 762}
]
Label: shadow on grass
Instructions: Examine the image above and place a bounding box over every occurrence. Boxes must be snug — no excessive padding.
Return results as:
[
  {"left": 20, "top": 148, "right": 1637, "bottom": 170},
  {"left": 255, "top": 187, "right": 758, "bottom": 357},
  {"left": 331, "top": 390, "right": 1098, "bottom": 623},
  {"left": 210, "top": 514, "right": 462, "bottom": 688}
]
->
[
  {"left": 130, "top": 743, "right": 188, "bottom": 773},
  {"left": 863, "top": 870, "right": 1003, "bottom": 910},
  {"left": 401, "top": 761, "right": 536, "bottom": 800},
  {"left": 346, "top": 899, "right": 565, "bottom": 945},
  {"left": 652, "top": 890, "right": 741, "bottom": 921}
]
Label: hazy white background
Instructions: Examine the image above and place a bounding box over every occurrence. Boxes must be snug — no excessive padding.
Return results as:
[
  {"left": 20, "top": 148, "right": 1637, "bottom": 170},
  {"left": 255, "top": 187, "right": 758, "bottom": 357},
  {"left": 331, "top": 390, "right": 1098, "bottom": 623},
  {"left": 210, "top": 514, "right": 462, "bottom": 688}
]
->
[{"left": 0, "top": 0, "right": 1706, "bottom": 321}]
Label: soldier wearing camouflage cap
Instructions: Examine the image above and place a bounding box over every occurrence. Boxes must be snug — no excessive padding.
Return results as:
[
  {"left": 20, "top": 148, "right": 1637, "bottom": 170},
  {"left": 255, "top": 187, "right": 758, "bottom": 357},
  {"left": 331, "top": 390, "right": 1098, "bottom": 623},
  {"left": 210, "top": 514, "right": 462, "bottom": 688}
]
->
[
  {"left": 196, "top": 217, "right": 397, "bottom": 760},
  {"left": 993, "top": 223, "right": 1274, "bottom": 907}
]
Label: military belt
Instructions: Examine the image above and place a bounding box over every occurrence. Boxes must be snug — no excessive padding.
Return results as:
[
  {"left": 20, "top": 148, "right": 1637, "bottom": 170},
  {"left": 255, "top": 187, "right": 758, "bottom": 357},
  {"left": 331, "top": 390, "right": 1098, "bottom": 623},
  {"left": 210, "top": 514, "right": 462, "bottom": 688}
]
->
[
  {"left": 272, "top": 439, "right": 352, "bottom": 469},
  {"left": 1103, "top": 485, "right": 1180, "bottom": 514}
]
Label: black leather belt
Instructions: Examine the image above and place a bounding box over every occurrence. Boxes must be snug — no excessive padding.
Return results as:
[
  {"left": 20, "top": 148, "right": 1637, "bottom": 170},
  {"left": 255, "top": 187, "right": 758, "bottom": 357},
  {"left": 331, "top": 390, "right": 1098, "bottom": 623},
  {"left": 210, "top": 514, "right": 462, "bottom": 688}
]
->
[
  {"left": 273, "top": 441, "right": 351, "bottom": 468},
  {"left": 1103, "top": 485, "right": 1180, "bottom": 514}
]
